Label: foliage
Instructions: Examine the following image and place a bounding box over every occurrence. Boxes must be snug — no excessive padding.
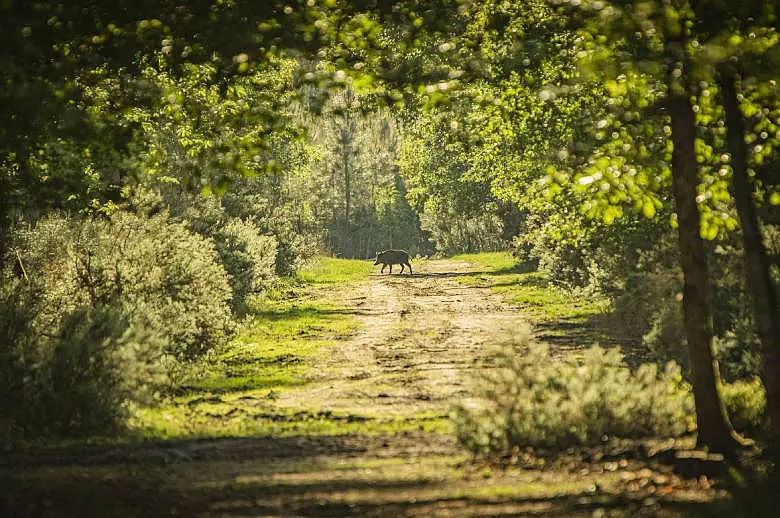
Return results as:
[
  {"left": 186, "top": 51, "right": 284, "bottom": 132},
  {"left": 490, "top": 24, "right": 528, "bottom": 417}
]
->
[
  {"left": 720, "top": 378, "right": 768, "bottom": 436},
  {"left": 0, "top": 282, "right": 166, "bottom": 439},
  {"left": 305, "top": 90, "right": 424, "bottom": 258},
  {"left": 0, "top": 210, "right": 237, "bottom": 437},
  {"left": 214, "top": 219, "right": 279, "bottom": 315},
  {"left": 419, "top": 209, "right": 507, "bottom": 256},
  {"left": 642, "top": 298, "right": 689, "bottom": 374},
  {"left": 9, "top": 211, "right": 234, "bottom": 359},
  {"left": 173, "top": 194, "right": 279, "bottom": 314},
  {"left": 454, "top": 331, "right": 694, "bottom": 452},
  {"left": 397, "top": 110, "right": 520, "bottom": 255}
]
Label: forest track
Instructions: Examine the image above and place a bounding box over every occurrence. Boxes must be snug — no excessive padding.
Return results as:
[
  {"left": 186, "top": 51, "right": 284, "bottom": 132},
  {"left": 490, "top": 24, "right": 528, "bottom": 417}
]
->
[
  {"left": 1, "top": 258, "right": 722, "bottom": 518},
  {"left": 280, "top": 258, "right": 528, "bottom": 419}
]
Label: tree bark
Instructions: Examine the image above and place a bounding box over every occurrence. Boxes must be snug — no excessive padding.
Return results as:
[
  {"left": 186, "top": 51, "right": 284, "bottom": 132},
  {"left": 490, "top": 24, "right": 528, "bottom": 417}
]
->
[
  {"left": 342, "top": 126, "right": 351, "bottom": 257},
  {"left": 0, "top": 174, "right": 8, "bottom": 274},
  {"left": 667, "top": 87, "right": 742, "bottom": 457},
  {"left": 719, "top": 71, "right": 780, "bottom": 455}
]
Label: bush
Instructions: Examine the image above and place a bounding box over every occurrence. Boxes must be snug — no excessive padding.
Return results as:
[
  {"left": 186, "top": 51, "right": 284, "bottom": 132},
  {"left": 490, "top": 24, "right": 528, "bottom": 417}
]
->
[
  {"left": 721, "top": 378, "right": 767, "bottom": 436},
  {"left": 642, "top": 297, "right": 689, "bottom": 374},
  {"left": 208, "top": 178, "right": 321, "bottom": 275},
  {"left": 71, "top": 211, "right": 235, "bottom": 359},
  {"left": 44, "top": 304, "right": 167, "bottom": 436},
  {"left": 454, "top": 330, "right": 694, "bottom": 453},
  {"left": 212, "top": 218, "right": 278, "bottom": 314},
  {"left": 420, "top": 209, "right": 507, "bottom": 256},
  {"left": 0, "top": 284, "right": 166, "bottom": 438},
  {"left": 0, "top": 211, "right": 235, "bottom": 438}
]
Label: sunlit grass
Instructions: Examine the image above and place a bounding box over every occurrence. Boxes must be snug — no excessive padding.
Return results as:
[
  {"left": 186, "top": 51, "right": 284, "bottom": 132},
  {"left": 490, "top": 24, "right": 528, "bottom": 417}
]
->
[
  {"left": 451, "top": 252, "right": 609, "bottom": 323},
  {"left": 131, "top": 288, "right": 367, "bottom": 438},
  {"left": 491, "top": 271, "right": 610, "bottom": 321},
  {"left": 131, "top": 403, "right": 450, "bottom": 440},
  {"left": 297, "top": 256, "right": 374, "bottom": 284},
  {"left": 449, "top": 251, "right": 517, "bottom": 271}
]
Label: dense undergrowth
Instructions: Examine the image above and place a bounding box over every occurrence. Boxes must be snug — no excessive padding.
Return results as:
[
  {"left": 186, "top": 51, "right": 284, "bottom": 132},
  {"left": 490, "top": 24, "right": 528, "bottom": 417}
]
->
[
  {"left": 454, "top": 332, "right": 695, "bottom": 452},
  {"left": 452, "top": 252, "right": 768, "bottom": 451},
  {"left": 0, "top": 232, "right": 361, "bottom": 441}
]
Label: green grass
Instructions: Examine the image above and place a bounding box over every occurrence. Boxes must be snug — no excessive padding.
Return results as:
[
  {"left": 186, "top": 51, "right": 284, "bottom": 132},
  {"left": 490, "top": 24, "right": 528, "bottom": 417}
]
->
[
  {"left": 450, "top": 251, "right": 518, "bottom": 271},
  {"left": 178, "top": 300, "right": 360, "bottom": 394},
  {"left": 131, "top": 403, "right": 450, "bottom": 439},
  {"left": 130, "top": 255, "right": 441, "bottom": 440},
  {"left": 297, "top": 256, "right": 374, "bottom": 284},
  {"left": 451, "top": 252, "right": 609, "bottom": 323},
  {"left": 131, "top": 267, "right": 369, "bottom": 438}
]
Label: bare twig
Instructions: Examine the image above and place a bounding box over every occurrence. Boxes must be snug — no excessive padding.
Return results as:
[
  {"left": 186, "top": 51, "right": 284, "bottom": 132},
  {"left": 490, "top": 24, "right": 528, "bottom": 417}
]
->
[{"left": 15, "top": 250, "right": 29, "bottom": 281}]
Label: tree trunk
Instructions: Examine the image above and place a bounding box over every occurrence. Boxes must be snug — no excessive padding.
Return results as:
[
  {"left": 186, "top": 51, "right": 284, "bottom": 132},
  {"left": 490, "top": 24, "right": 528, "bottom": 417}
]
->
[
  {"left": 719, "top": 71, "right": 780, "bottom": 454},
  {"left": 668, "top": 88, "right": 742, "bottom": 457},
  {"left": 343, "top": 130, "right": 351, "bottom": 257},
  {"left": 0, "top": 175, "right": 8, "bottom": 274}
]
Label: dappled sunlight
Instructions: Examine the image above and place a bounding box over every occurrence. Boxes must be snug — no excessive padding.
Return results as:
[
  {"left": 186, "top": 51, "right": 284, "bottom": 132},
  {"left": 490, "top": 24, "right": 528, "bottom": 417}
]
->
[{"left": 3, "top": 0, "right": 778, "bottom": 514}]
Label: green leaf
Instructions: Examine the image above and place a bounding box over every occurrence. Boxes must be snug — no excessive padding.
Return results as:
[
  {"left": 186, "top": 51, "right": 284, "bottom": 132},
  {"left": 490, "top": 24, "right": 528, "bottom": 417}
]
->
[{"left": 642, "top": 197, "right": 656, "bottom": 219}]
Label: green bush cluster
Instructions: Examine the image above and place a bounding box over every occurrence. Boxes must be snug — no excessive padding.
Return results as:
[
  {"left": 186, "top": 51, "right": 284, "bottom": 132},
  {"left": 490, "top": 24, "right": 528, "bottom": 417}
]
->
[
  {"left": 0, "top": 211, "right": 235, "bottom": 438},
  {"left": 210, "top": 218, "right": 278, "bottom": 314},
  {"left": 621, "top": 242, "right": 764, "bottom": 383},
  {"left": 526, "top": 210, "right": 768, "bottom": 389},
  {"left": 720, "top": 378, "right": 767, "bottom": 435},
  {"left": 0, "top": 287, "right": 168, "bottom": 438},
  {"left": 454, "top": 331, "right": 694, "bottom": 453}
]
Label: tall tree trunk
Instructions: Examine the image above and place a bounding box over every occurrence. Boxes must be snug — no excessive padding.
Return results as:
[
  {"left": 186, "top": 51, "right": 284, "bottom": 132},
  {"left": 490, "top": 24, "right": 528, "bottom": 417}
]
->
[
  {"left": 343, "top": 131, "right": 351, "bottom": 257},
  {"left": 668, "top": 87, "right": 742, "bottom": 457},
  {"left": 0, "top": 174, "right": 8, "bottom": 274},
  {"left": 719, "top": 71, "right": 780, "bottom": 455}
]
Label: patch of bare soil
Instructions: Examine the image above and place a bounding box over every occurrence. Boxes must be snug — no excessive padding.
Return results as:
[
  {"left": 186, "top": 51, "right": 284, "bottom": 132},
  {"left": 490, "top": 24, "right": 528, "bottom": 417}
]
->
[{"left": 0, "top": 259, "right": 727, "bottom": 518}]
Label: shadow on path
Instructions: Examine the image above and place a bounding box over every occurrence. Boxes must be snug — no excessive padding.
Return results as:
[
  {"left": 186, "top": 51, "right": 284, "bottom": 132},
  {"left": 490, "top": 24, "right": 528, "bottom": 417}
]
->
[{"left": 2, "top": 457, "right": 720, "bottom": 518}]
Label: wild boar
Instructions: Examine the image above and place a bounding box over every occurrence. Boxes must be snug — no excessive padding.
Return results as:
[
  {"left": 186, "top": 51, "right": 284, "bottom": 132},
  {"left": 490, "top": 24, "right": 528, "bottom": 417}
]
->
[{"left": 374, "top": 249, "right": 412, "bottom": 275}]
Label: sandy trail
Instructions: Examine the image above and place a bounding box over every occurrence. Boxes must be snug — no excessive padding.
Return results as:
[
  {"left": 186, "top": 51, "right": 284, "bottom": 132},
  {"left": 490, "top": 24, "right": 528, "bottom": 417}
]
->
[{"left": 280, "top": 258, "right": 529, "bottom": 418}]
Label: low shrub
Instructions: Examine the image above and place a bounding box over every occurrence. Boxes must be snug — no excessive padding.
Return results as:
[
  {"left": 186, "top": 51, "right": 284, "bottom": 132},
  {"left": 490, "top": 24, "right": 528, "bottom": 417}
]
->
[
  {"left": 0, "top": 211, "right": 235, "bottom": 438},
  {"left": 44, "top": 304, "right": 167, "bottom": 437},
  {"left": 0, "top": 285, "right": 166, "bottom": 438},
  {"left": 212, "top": 218, "right": 278, "bottom": 314},
  {"left": 454, "top": 330, "right": 694, "bottom": 453},
  {"left": 720, "top": 378, "right": 767, "bottom": 436},
  {"left": 10, "top": 211, "right": 235, "bottom": 359}
]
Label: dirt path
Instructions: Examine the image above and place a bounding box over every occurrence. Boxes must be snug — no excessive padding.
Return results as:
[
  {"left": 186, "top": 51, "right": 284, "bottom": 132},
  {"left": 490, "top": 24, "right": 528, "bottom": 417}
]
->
[
  {"left": 281, "top": 258, "right": 527, "bottom": 418},
  {"left": 1, "top": 258, "right": 721, "bottom": 518}
]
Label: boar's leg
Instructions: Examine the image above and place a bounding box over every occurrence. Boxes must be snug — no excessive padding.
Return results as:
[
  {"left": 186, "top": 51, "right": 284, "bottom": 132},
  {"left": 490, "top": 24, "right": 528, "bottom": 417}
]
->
[
  {"left": 406, "top": 262, "right": 412, "bottom": 275},
  {"left": 399, "top": 263, "right": 406, "bottom": 273},
  {"left": 381, "top": 263, "right": 386, "bottom": 274}
]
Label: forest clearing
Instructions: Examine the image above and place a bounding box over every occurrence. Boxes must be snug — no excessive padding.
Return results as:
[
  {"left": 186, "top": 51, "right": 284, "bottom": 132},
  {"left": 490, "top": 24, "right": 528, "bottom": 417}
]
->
[
  {"left": 3, "top": 1, "right": 780, "bottom": 516},
  {"left": 2, "top": 254, "right": 726, "bottom": 517}
]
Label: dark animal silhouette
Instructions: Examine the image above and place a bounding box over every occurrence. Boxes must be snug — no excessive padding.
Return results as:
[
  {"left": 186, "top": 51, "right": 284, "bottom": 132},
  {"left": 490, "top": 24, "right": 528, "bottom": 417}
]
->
[{"left": 374, "top": 249, "right": 412, "bottom": 275}]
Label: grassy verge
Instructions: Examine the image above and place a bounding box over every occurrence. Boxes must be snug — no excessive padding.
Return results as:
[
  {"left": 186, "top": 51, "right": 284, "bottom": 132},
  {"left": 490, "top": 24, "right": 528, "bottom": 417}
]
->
[
  {"left": 452, "top": 252, "right": 608, "bottom": 319},
  {"left": 450, "top": 252, "right": 612, "bottom": 346},
  {"left": 131, "top": 257, "right": 373, "bottom": 439},
  {"left": 450, "top": 251, "right": 519, "bottom": 272},
  {"left": 297, "top": 256, "right": 374, "bottom": 284}
]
